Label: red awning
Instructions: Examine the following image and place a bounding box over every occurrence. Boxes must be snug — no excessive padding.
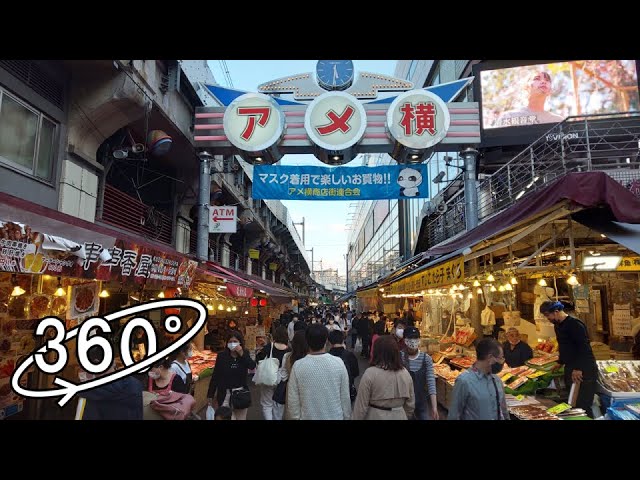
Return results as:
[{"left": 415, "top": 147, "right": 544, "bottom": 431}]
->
[
  {"left": 197, "top": 263, "right": 255, "bottom": 298},
  {"left": 425, "top": 172, "right": 640, "bottom": 257}
]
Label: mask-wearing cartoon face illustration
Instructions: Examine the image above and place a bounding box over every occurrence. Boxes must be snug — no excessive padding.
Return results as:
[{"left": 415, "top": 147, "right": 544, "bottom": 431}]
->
[{"left": 398, "top": 168, "right": 423, "bottom": 197}]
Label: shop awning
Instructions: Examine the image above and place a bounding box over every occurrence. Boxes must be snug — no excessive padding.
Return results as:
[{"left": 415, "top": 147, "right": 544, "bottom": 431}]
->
[
  {"left": 334, "top": 291, "right": 355, "bottom": 304},
  {"left": 424, "top": 172, "right": 640, "bottom": 257},
  {"left": 0, "top": 192, "right": 198, "bottom": 289},
  {"left": 196, "top": 264, "right": 255, "bottom": 298},
  {"left": 571, "top": 214, "right": 640, "bottom": 256},
  {"left": 211, "top": 264, "right": 298, "bottom": 302}
]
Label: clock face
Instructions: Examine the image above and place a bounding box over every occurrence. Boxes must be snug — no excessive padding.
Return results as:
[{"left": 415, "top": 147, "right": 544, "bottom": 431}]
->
[{"left": 316, "top": 60, "right": 354, "bottom": 91}]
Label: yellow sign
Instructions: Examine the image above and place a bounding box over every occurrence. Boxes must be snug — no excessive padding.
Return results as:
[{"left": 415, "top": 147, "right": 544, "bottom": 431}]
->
[
  {"left": 249, "top": 249, "right": 260, "bottom": 259},
  {"left": 617, "top": 257, "right": 640, "bottom": 271},
  {"left": 385, "top": 257, "right": 465, "bottom": 295},
  {"left": 269, "top": 262, "right": 278, "bottom": 271},
  {"left": 356, "top": 287, "right": 379, "bottom": 298}
]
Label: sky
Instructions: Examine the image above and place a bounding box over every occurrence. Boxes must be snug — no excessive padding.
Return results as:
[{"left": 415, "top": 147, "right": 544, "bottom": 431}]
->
[{"left": 207, "top": 60, "right": 398, "bottom": 277}]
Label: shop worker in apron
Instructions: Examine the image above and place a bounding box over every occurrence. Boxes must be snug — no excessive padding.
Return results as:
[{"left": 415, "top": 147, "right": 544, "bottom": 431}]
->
[
  {"left": 540, "top": 301, "right": 598, "bottom": 418},
  {"left": 401, "top": 327, "right": 438, "bottom": 420},
  {"left": 170, "top": 344, "right": 198, "bottom": 395}
]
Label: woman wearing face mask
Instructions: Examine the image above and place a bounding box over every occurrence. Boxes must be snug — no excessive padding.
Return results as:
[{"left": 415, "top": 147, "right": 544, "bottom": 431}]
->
[
  {"left": 394, "top": 319, "right": 408, "bottom": 353},
  {"left": 207, "top": 330, "right": 256, "bottom": 420},
  {"left": 400, "top": 327, "right": 438, "bottom": 420},
  {"left": 170, "top": 344, "right": 198, "bottom": 395},
  {"left": 369, "top": 319, "right": 387, "bottom": 364},
  {"left": 448, "top": 338, "right": 509, "bottom": 420},
  {"left": 255, "top": 326, "right": 290, "bottom": 420},
  {"left": 147, "top": 358, "right": 176, "bottom": 395}
]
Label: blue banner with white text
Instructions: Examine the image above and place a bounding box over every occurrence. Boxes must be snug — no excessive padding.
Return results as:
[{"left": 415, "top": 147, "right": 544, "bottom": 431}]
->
[{"left": 252, "top": 164, "right": 429, "bottom": 200}]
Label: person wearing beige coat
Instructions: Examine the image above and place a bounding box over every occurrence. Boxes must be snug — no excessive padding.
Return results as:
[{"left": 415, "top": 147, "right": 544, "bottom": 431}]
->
[{"left": 351, "top": 335, "right": 415, "bottom": 420}]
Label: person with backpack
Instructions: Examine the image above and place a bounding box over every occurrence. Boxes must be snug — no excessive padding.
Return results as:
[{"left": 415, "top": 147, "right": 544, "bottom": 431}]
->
[
  {"left": 400, "top": 327, "right": 438, "bottom": 420},
  {"left": 170, "top": 344, "right": 197, "bottom": 395},
  {"left": 255, "top": 326, "right": 290, "bottom": 420},
  {"left": 328, "top": 330, "right": 360, "bottom": 403}
]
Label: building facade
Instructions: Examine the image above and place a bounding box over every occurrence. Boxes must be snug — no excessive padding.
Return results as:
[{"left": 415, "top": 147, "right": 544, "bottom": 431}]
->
[{"left": 346, "top": 60, "right": 476, "bottom": 290}]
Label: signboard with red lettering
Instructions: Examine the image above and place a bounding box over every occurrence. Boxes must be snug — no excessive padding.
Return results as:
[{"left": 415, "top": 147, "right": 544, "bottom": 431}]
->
[
  {"left": 387, "top": 89, "right": 450, "bottom": 150},
  {"left": 209, "top": 206, "right": 237, "bottom": 234},
  {"left": 223, "top": 93, "right": 285, "bottom": 153}
]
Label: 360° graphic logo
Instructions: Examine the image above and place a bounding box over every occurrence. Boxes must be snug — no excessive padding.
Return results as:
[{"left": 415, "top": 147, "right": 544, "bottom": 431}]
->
[{"left": 10, "top": 299, "right": 207, "bottom": 407}]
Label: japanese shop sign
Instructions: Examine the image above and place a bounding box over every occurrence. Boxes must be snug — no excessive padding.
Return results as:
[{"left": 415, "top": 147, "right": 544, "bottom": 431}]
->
[
  {"left": 616, "top": 256, "right": 640, "bottom": 271},
  {"left": 209, "top": 206, "right": 237, "bottom": 234},
  {"left": 223, "top": 93, "right": 285, "bottom": 152},
  {"left": 248, "top": 249, "right": 260, "bottom": 259},
  {"left": 227, "top": 283, "right": 253, "bottom": 298},
  {"left": 304, "top": 91, "right": 367, "bottom": 151},
  {"left": 0, "top": 219, "right": 197, "bottom": 289},
  {"left": 387, "top": 89, "right": 450, "bottom": 150},
  {"left": 385, "top": 257, "right": 465, "bottom": 295},
  {"left": 252, "top": 164, "right": 429, "bottom": 200}
]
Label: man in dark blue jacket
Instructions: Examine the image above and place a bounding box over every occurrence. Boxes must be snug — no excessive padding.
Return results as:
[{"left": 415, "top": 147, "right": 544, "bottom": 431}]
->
[{"left": 79, "top": 342, "right": 143, "bottom": 420}]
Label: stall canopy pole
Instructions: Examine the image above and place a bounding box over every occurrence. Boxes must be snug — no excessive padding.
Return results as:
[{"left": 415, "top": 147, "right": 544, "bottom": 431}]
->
[
  {"left": 197, "top": 151, "right": 212, "bottom": 261},
  {"left": 568, "top": 217, "right": 576, "bottom": 269}
]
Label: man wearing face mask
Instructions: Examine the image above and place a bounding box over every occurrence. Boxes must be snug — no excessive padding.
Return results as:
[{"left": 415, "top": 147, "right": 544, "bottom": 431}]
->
[
  {"left": 448, "top": 338, "right": 509, "bottom": 420},
  {"left": 540, "top": 301, "right": 597, "bottom": 418}
]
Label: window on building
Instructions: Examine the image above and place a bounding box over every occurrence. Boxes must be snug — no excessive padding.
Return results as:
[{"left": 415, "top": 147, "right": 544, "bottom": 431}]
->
[
  {"left": 407, "top": 60, "right": 418, "bottom": 81},
  {"left": 0, "top": 88, "right": 57, "bottom": 181}
]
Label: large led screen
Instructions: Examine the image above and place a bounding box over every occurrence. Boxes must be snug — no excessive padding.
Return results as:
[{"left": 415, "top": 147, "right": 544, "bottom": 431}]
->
[{"left": 481, "top": 60, "right": 639, "bottom": 130}]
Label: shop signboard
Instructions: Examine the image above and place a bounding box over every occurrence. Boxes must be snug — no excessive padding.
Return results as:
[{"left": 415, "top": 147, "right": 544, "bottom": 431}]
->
[
  {"left": 385, "top": 257, "right": 465, "bottom": 295},
  {"left": 617, "top": 256, "right": 640, "bottom": 271},
  {"left": 248, "top": 249, "right": 260, "bottom": 260},
  {"left": 252, "top": 164, "right": 429, "bottom": 201},
  {"left": 0, "top": 217, "right": 198, "bottom": 289},
  {"left": 226, "top": 283, "right": 253, "bottom": 298}
]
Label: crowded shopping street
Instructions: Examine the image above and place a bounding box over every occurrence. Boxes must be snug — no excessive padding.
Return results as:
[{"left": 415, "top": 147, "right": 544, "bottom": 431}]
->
[{"left": 2, "top": 59, "right": 640, "bottom": 422}]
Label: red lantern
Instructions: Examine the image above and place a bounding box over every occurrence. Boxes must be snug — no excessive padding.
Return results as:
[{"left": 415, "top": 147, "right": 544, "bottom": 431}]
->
[
  {"left": 259, "top": 298, "right": 267, "bottom": 307},
  {"left": 250, "top": 298, "right": 258, "bottom": 307},
  {"left": 164, "top": 287, "right": 180, "bottom": 315}
]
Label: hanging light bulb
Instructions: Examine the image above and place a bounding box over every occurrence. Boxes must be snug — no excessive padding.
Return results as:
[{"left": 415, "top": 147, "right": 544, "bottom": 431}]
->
[
  {"left": 232, "top": 306, "right": 237, "bottom": 311},
  {"left": 11, "top": 275, "right": 25, "bottom": 296},
  {"left": 428, "top": 289, "right": 434, "bottom": 294},
  {"left": 158, "top": 291, "right": 165, "bottom": 298},
  {"left": 218, "top": 304, "right": 224, "bottom": 310},
  {"left": 451, "top": 285, "right": 458, "bottom": 291},
  {"left": 99, "top": 289, "right": 110, "bottom": 298},
  {"left": 54, "top": 277, "right": 65, "bottom": 297},
  {"left": 458, "top": 284, "right": 465, "bottom": 290},
  {"left": 490, "top": 285, "right": 497, "bottom": 292},
  {"left": 567, "top": 274, "right": 579, "bottom": 286},
  {"left": 244, "top": 310, "right": 249, "bottom": 315},
  {"left": 505, "top": 283, "right": 513, "bottom": 291},
  {"left": 487, "top": 273, "right": 495, "bottom": 282},
  {"left": 468, "top": 292, "right": 474, "bottom": 299},
  {"left": 510, "top": 277, "right": 518, "bottom": 285},
  {"left": 477, "top": 287, "right": 483, "bottom": 294},
  {"left": 226, "top": 307, "right": 231, "bottom": 312},
  {"left": 538, "top": 278, "right": 547, "bottom": 287},
  {"left": 207, "top": 304, "right": 214, "bottom": 311},
  {"left": 473, "top": 280, "right": 481, "bottom": 287},
  {"left": 498, "top": 285, "right": 505, "bottom": 292}
]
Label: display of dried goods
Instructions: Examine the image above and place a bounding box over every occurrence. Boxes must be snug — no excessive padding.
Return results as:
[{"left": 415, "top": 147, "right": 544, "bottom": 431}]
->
[
  {"left": 28, "top": 294, "right": 50, "bottom": 319},
  {"left": 527, "top": 355, "right": 559, "bottom": 366},
  {"left": 8, "top": 296, "right": 27, "bottom": 318},
  {"left": 450, "top": 356, "right": 475, "bottom": 369},
  {"left": 507, "top": 376, "right": 529, "bottom": 390},
  {"left": 50, "top": 296, "right": 67, "bottom": 317},
  {"left": 510, "top": 405, "right": 560, "bottom": 420},
  {"left": 598, "top": 360, "right": 640, "bottom": 393}
]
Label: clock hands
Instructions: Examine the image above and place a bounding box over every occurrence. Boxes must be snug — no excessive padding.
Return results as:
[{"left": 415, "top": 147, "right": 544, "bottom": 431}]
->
[{"left": 333, "top": 64, "right": 338, "bottom": 86}]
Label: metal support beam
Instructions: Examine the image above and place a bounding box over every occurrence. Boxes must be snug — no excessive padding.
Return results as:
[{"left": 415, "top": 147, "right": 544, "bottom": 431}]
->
[
  {"left": 568, "top": 217, "right": 576, "bottom": 269},
  {"left": 516, "top": 227, "right": 567, "bottom": 269},
  {"left": 462, "top": 147, "right": 479, "bottom": 231},
  {"left": 197, "top": 151, "right": 212, "bottom": 261}
]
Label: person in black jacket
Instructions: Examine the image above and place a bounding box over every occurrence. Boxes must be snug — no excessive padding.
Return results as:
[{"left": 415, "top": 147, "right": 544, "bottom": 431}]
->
[
  {"left": 540, "top": 301, "right": 598, "bottom": 418},
  {"left": 207, "top": 330, "right": 256, "bottom": 420},
  {"left": 328, "top": 330, "right": 359, "bottom": 403},
  {"left": 79, "top": 341, "right": 143, "bottom": 420},
  {"left": 503, "top": 328, "right": 534, "bottom": 368}
]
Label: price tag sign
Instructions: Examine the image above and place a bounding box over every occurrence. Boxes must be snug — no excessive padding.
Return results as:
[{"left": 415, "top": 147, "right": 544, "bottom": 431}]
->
[
  {"left": 515, "top": 394, "right": 525, "bottom": 401},
  {"left": 605, "top": 366, "right": 619, "bottom": 373},
  {"left": 527, "top": 370, "right": 547, "bottom": 379},
  {"left": 547, "top": 402, "right": 572, "bottom": 414}
]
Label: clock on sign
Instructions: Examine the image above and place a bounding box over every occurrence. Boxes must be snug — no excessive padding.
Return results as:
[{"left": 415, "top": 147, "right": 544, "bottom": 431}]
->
[{"left": 316, "top": 60, "right": 354, "bottom": 91}]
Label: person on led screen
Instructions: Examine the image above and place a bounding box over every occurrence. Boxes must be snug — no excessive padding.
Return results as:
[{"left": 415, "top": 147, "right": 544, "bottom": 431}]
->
[{"left": 494, "top": 71, "right": 564, "bottom": 128}]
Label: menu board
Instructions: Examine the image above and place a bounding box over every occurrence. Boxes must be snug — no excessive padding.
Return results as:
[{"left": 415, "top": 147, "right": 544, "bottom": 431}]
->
[{"left": 611, "top": 304, "right": 633, "bottom": 337}]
